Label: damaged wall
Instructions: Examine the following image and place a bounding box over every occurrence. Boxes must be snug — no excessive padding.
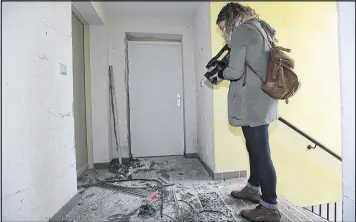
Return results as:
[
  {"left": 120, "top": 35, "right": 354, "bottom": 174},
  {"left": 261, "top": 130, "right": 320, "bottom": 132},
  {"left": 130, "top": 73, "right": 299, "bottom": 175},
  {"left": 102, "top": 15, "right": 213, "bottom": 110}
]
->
[
  {"left": 107, "top": 14, "right": 197, "bottom": 158},
  {"left": 2, "top": 2, "right": 77, "bottom": 220},
  {"left": 193, "top": 3, "right": 215, "bottom": 171}
]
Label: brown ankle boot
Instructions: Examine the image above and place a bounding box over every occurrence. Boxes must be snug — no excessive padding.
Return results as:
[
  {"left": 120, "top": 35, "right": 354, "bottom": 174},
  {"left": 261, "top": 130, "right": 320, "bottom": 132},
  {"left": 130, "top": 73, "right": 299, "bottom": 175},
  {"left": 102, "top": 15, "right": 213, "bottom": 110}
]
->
[
  {"left": 240, "top": 204, "right": 281, "bottom": 222},
  {"left": 231, "top": 186, "right": 261, "bottom": 204}
]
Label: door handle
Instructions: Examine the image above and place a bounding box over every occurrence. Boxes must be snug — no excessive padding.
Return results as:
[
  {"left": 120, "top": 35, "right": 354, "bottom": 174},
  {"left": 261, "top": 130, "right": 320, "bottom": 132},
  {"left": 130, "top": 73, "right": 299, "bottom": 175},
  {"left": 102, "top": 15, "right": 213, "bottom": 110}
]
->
[{"left": 177, "top": 94, "right": 181, "bottom": 107}]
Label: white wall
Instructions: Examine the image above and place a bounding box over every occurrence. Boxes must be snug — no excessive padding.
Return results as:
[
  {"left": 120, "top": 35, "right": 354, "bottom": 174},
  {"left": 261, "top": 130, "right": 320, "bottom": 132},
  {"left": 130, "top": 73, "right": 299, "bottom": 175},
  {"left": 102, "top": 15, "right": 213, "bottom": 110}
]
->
[
  {"left": 90, "top": 25, "right": 112, "bottom": 163},
  {"left": 2, "top": 2, "right": 77, "bottom": 221},
  {"left": 193, "top": 3, "right": 215, "bottom": 171},
  {"left": 107, "top": 14, "right": 198, "bottom": 158},
  {"left": 72, "top": 2, "right": 105, "bottom": 25},
  {"left": 0, "top": 2, "right": 2, "bottom": 218},
  {"left": 91, "top": 2, "right": 106, "bottom": 24},
  {"left": 338, "top": 2, "right": 355, "bottom": 221}
]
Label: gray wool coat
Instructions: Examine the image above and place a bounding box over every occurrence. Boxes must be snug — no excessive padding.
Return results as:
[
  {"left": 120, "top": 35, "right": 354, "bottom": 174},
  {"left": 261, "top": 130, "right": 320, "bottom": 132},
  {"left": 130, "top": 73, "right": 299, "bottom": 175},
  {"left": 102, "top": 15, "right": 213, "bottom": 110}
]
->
[{"left": 222, "top": 19, "right": 279, "bottom": 127}]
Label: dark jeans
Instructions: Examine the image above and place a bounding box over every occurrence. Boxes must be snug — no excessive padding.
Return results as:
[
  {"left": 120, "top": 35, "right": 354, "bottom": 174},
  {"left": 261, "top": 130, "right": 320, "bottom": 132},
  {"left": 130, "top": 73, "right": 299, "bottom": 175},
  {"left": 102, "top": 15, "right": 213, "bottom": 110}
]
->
[{"left": 242, "top": 124, "right": 277, "bottom": 205}]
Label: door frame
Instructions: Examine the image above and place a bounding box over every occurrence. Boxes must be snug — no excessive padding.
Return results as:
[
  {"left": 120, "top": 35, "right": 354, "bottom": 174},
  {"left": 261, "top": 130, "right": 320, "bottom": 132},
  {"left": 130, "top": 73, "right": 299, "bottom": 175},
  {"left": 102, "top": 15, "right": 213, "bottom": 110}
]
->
[
  {"left": 72, "top": 5, "right": 94, "bottom": 175},
  {"left": 126, "top": 40, "right": 186, "bottom": 157}
]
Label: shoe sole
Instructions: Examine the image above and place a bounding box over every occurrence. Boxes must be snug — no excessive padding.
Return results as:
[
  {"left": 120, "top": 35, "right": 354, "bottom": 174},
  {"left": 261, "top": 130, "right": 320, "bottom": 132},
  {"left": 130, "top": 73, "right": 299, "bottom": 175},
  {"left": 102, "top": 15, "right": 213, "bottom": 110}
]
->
[
  {"left": 231, "top": 193, "right": 260, "bottom": 204},
  {"left": 240, "top": 213, "right": 281, "bottom": 222},
  {"left": 240, "top": 213, "right": 257, "bottom": 222}
]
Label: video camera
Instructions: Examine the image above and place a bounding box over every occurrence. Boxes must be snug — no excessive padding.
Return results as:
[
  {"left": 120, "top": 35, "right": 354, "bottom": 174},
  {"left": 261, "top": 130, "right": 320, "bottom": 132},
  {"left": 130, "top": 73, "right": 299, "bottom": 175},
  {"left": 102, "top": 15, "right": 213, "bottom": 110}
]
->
[{"left": 204, "top": 44, "right": 231, "bottom": 85}]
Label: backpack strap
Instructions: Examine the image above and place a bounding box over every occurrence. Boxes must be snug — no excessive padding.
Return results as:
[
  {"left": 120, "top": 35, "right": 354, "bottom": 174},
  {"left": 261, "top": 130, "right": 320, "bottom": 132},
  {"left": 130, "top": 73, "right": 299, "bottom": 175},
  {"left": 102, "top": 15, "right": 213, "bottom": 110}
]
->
[
  {"left": 245, "top": 22, "right": 274, "bottom": 49},
  {"left": 242, "top": 22, "right": 273, "bottom": 86},
  {"left": 243, "top": 60, "right": 260, "bottom": 86}
]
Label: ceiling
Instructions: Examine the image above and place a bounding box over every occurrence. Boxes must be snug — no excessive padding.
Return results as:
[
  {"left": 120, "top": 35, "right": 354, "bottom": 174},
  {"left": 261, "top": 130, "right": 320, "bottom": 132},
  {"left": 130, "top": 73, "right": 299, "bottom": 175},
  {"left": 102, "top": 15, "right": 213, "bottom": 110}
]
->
[{"left": 102, "top": 2, "right": 201, "bottom": 18}]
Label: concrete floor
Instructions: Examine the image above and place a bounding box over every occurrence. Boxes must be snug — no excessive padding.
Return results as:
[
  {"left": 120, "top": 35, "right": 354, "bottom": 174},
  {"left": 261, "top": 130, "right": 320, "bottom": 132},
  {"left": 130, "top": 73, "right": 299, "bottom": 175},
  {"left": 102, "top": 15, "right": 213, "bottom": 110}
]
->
[{"left": 63, "top": 156, "right": 327, "bottom": 222}]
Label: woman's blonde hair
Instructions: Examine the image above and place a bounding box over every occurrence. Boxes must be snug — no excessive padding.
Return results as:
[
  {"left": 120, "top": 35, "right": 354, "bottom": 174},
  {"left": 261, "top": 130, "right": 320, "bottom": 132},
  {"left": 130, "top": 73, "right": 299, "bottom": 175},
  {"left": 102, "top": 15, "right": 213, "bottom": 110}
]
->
[{"left": 216, "top": 2, "right": 259, "bottom": 44}]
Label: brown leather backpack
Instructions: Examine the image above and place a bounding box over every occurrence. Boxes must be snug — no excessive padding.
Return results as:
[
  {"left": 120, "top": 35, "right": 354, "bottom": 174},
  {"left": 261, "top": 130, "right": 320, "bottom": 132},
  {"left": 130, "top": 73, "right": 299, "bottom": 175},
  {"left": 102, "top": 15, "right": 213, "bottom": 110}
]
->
[{"left": 243, "top": 23, "right": 301, "bottom": 104}]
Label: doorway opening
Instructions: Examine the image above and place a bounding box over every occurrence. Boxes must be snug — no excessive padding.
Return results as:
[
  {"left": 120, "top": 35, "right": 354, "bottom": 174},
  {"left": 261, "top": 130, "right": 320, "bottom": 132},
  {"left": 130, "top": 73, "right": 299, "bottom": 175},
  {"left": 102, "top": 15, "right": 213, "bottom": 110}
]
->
[
  {"left": 125, "top": 32, "right": 186, "bottom": 158},
  {"left": 71, "top": 7, "right": 94, "bottom": 176}
]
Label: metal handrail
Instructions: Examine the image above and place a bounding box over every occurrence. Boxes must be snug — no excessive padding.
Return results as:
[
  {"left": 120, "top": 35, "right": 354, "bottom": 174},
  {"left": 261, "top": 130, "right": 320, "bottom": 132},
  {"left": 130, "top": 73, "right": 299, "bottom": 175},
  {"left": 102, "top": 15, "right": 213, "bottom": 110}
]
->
[
  {"left": 278, "top": 117, "right": 342, "bottom": 161},
  {"left": 306, "top": 202, "right": 340, "bottom": 222}
]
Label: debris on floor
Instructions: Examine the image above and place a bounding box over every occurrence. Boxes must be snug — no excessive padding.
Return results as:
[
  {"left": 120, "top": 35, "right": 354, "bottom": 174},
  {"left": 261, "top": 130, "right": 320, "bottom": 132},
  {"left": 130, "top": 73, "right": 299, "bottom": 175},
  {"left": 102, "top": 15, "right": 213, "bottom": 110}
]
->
[
  {"left": 138, "top": 204, "right": 157, "bottom": 218},
  {"left": 63, "top": 156, "right": 326, "bottom": 222},
  {"left": 109, "top": 158, "right": 145, "bottom": 180},
  {"left": 198, "top": 192, "right": 235, "bottom": 221},
  {"left": 146, "top": 191, "right": 161, "bottom": 203}
]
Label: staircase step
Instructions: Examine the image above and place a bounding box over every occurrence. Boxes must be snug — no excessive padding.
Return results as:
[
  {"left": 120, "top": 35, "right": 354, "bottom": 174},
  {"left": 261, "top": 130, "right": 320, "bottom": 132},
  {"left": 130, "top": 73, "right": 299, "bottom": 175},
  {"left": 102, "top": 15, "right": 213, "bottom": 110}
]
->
[
  {"left": 210, "top": 179, "right": 330, "bottom": 222},
  {"left": 198, "top": 192, "right": 236, "bottom": 221}
]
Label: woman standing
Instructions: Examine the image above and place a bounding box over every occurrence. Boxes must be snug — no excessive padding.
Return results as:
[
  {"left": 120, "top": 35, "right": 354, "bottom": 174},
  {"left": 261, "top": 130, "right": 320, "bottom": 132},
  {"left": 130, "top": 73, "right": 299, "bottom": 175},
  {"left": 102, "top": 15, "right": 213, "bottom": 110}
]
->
[{"left": 208, "top": 2, "right": 281, "bottom": 221}]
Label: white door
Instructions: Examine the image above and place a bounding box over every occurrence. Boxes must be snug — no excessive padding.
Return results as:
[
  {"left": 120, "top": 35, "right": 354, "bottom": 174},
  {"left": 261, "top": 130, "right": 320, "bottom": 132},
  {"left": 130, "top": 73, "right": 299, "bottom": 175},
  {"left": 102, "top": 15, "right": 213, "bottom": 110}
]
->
[
  {"left": 128, "top": 41, "right": 184, "bottom": 157},
  {"left": 72, "top": 13, "right": 88, "bottom": 175}
]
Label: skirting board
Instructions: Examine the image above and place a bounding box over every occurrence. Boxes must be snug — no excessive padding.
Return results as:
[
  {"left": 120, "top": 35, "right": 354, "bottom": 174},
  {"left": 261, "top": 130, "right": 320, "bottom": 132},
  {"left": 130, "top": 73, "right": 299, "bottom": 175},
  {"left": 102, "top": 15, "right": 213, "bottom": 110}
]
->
[
  {"left": 77, "top": 164, "right": 88, "bottom": 177},
  {"left": 184, "top": 153, "right": 199, "bottom": 159},
  {"left": 213, "top": 169, "right": 248, "bottom": 180},
  {"left": 186, "top": 153, "right": 247, "bottom": 181},
  {"left": 49, "top": 193, "right": 81, "bottom": 222},
  {"left": 93, "top": 158, "right": 131, "bottom": 169},
  {"left": 93, "top": 162, "right": 110, "bottom": 169}
]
